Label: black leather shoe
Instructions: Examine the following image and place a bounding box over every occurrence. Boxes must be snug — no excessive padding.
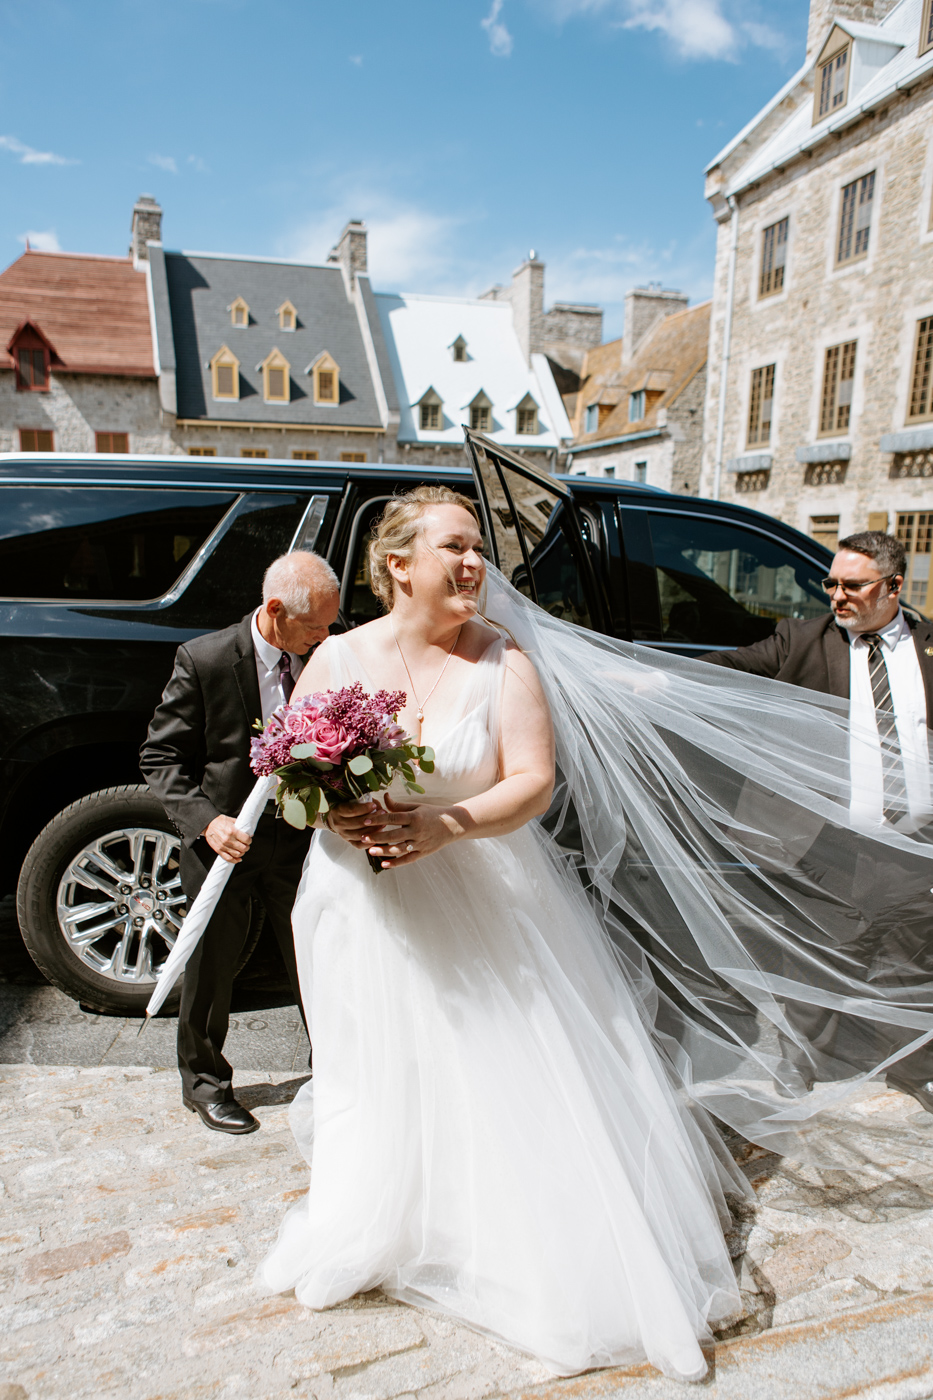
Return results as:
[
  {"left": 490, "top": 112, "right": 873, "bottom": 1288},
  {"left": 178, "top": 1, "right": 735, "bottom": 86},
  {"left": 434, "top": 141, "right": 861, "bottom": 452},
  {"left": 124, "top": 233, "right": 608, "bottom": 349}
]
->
[
  {"left": 886, "top": 1073, "right": 933, "bottom": 1114},
  {"left": 183, "top": 1097, "right": 260, "bottom": 1134}
]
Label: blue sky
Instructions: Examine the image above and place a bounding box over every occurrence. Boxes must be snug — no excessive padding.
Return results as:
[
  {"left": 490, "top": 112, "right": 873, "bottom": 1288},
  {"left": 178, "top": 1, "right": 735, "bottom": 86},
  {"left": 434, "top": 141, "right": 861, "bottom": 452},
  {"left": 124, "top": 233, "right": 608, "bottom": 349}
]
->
[{"left": 0, "top": 0, "right": 809, "bottom": 339}]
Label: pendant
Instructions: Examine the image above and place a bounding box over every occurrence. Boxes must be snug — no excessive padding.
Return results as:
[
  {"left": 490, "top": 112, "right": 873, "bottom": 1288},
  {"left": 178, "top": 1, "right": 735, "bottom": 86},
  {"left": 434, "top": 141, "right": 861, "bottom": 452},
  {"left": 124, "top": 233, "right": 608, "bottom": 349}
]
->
[{"left": 417, "top": 710, "right": 424, "bottom": 724}]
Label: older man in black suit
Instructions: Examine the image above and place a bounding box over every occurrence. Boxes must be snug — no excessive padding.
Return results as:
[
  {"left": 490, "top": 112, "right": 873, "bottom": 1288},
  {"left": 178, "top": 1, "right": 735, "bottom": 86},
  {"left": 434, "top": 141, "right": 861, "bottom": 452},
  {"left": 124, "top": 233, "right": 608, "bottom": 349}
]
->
[
  {"left": 140, "top": 551, "right": 340, "bottom": 1134},
  {"left": 704, "top": 531, "right": 933, "bottom": 1109}
]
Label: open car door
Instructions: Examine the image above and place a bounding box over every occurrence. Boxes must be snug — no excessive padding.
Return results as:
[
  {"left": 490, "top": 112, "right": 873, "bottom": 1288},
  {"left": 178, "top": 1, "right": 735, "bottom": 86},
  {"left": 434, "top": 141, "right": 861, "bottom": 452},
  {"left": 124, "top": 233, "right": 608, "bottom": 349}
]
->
[{"left": 464, "top": 429, "right": 607, "bottom": 632}]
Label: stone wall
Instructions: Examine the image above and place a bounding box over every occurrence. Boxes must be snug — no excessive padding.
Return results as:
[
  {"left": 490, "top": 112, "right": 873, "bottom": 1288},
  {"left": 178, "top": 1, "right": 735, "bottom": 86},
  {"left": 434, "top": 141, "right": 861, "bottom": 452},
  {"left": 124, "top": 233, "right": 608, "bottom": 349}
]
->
[
  {"left": 701, "top": 77, "right": 933, "bottom": 544},
  {"left": 666, "top": 365, "right": 707, "bottom": 495},
  {"left": 0, "top": 371, "right": 177, "bottom": 455}
]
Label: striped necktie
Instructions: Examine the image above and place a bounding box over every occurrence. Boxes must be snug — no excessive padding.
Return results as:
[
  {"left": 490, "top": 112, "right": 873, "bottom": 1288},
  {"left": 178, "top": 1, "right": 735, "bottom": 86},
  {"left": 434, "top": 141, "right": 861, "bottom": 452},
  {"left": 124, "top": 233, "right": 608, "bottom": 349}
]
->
[{"left": 862, "top": 632, "right": 906, "bottom": 825}]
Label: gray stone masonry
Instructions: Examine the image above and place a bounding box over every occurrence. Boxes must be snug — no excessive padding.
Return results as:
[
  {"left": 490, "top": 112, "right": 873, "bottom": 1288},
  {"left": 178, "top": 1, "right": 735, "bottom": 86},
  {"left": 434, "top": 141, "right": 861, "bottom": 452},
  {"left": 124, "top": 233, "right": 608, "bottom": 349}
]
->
[
  {"left": 806, "top": 0, "right": 900, "bottom": 56},
  {"left": 4, "top": 1059, "right": 933, "bottom": 1398},
  {"left": 0, "top": 372, "right": 177, "bottom": 455},
  {"left": 129, "top": 196, "right": 163, "bottom": 267},
  {"left": 622, "top": 287, "right": 688, "bottom": 367},
  {"left": 328, "top": 222, "right": 369, "bottom": 296}
]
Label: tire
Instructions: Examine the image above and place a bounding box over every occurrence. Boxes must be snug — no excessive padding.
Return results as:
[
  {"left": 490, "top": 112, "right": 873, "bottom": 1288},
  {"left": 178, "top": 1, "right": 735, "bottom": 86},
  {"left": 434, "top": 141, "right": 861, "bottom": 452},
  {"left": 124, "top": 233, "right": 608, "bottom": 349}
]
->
[{"left": 16, "top": 785, "right": 263, "bottom": 1017}]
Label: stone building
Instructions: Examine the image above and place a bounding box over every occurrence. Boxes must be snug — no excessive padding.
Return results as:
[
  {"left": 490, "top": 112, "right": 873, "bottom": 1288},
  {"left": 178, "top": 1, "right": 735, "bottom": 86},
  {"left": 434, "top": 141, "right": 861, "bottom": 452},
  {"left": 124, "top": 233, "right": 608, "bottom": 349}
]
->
[
  {"left": 0, "top": 218, "right": 170, "bottom": 456},
  {"left": 563, "top": 287, "right": 709, "bottom": 492},
  {"left": 1, "top": 198, "right": 590, "bottom": 471},
  {"left": 701, "top": 0, "right": 933, "bottom": 607}
]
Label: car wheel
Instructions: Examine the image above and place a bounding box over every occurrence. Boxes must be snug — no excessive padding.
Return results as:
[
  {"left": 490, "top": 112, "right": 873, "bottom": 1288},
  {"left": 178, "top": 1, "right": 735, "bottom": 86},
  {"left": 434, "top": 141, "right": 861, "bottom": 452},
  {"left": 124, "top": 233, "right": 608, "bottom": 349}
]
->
[{"left": 16, "top": 785, "right": 264, "bottom": 1017}]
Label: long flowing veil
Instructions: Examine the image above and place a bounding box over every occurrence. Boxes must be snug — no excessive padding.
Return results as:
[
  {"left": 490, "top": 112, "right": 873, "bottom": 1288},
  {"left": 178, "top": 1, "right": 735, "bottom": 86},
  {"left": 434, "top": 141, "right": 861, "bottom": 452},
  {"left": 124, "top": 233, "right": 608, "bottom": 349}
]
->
[{"left": 481, "top": 565, "right": 933, "bottom": 1158}]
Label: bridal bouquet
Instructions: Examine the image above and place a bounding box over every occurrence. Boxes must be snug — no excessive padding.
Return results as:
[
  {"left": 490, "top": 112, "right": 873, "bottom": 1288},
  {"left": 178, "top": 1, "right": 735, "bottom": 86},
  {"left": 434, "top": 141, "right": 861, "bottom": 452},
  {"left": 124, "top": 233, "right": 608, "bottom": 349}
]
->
[{"left": 249, "top": 683, "right": 434, "bottom": 870}]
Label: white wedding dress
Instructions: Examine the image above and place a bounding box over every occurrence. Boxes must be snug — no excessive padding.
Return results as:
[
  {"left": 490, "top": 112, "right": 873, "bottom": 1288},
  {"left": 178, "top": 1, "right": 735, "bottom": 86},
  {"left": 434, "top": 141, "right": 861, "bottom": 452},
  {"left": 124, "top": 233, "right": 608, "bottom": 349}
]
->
[{"left": 258, "top": 628, "right": 746, "bottom": 1381}]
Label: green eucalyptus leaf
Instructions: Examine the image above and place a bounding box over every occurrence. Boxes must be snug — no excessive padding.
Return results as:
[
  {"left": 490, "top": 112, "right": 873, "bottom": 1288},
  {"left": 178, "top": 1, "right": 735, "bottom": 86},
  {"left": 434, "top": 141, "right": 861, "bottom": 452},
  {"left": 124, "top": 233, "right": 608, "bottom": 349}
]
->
[
  {"left": 409, "top": 783, "right": 426, "bottom": 795},
  {"left": 289, "top": 742, "right": 318, "bottom": 759},
  {"left": 418, "top": 746, "right": 435, "bottom": 763},
  {"left": 283, "top": 797, "right": 308, "bottom": 830},
  {"left": 348, "top": 754, "right": 374, "bottom": 775},
  {"left": 318, "top": 790, "right": 330, "bottom": 815},
  {"left": 419, "top": 760, "right": 435, "bottom": 774}
]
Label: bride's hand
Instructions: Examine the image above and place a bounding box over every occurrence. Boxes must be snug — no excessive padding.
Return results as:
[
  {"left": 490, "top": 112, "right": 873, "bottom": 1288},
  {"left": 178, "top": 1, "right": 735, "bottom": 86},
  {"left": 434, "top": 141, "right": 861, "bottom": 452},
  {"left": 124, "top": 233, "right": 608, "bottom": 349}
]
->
[
  {"left": 363, "top": 792, "right": 461, "bottom": 869},
  {"left": 327, "top": 799, "right": 389, "bottom": 845}
]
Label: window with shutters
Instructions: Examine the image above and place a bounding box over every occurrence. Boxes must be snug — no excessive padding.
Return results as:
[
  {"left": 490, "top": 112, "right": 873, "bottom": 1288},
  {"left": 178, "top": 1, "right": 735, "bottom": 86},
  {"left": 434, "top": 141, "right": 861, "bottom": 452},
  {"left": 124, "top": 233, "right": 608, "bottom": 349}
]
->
[
  {"left": 16, "top": 348, "right": 48, "bottom": 391},
  {"left": 229, "top": 297, "right": 249, "bottom": 328},
  {"left": 19, "top": 428, "right": 54, "bottom": 451},
  {"left": 819, "top": 340, "right": 857, "bottom": 436},
  {"left": 340, "top": 452, "right": 367, "bottom": 462},
  {"left": 187, "top": 447, "right": 216, "bottom": 456},
  {"left": 922, "top": 0, "right": 933, "bottom": 56},
  {"left": 260, "top": 349, "right": 290, "bottom": 404},
  {"left": 815, "top": 38, "right": 850, "bottom": 122},
  {"left": 909, "top": 317, "right": 933, "bottom": 423},
  {"left": 210, "top": 346, "right": 240, "bottom": 401},
  {"left": 759, "top": 218, "right": 789, "bottom": 297},
  {"left": 896, "top": 511, "right": 933, "bottom": 609},
  {"left": 747, "top": 364, "right": 775, "bottom": 447},
  {"left": 836, "top": 173, "right": 875, "bottom": 265},
  {"left": 241, "top": 448, "right": 268, "bottom": 458},
  {"left": 95, "top": 432, "right": 129, "bottom": 453},
  {"left": 292, "top": 450, "right": 318, "bottom": 460},
  {"left": 810, "top": 515, "right": 840, "bottom": 552}
]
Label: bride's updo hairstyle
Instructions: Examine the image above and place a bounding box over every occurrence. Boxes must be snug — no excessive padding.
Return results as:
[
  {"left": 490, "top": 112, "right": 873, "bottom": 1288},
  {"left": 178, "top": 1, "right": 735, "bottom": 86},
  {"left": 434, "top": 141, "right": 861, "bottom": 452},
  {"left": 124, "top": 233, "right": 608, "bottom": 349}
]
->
[{"left": 369, "top": 486, "right": 480, "bottom": 611}]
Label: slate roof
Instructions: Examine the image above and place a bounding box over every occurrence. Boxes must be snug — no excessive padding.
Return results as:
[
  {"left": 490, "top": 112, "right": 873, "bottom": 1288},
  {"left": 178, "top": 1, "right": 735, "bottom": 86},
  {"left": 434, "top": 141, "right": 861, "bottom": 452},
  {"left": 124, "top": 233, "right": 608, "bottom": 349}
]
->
[
  {"left": 153, "top": 250, "right": 385, "bottom": 425},
  {"left": 570, "top": 301, "right": 710, "bottom": 445},
  {"left": 374, "top": 292, "right": 572, "bottom": 447},
  {"left": 0, "top": 251, "right": 154, "bottom": 377},
  {"left": 707, "top": 0, "right": 930, "bottom": 197}
]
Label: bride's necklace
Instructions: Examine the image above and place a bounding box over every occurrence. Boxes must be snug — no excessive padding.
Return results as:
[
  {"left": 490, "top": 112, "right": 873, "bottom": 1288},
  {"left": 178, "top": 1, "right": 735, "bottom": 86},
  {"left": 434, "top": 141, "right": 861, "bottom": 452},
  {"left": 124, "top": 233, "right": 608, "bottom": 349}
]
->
[{"left": 391, "top": 620, "right": 462, "bottom": 725}]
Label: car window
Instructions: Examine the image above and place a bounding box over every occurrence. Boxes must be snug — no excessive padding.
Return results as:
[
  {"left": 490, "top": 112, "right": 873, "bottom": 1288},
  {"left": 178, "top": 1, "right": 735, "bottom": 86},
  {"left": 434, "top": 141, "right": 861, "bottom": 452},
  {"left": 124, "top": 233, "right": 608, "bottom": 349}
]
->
[
  {"left": 0, "top": 487, "right": 236, "bottom": 601},
  {"left": 483, "top": 461, "right": 595, "bottom": 629},
  {"left": 647, "top": 512, "right": 829, "bottom": 647}
]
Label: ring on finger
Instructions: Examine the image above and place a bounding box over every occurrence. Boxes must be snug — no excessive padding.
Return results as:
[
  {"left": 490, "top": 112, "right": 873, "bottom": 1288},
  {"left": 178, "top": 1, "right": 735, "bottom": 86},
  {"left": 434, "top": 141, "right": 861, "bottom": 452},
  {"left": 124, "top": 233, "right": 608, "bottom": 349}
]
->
[{"left": 406, "top": 842, "right": 414, "bottom": 853}]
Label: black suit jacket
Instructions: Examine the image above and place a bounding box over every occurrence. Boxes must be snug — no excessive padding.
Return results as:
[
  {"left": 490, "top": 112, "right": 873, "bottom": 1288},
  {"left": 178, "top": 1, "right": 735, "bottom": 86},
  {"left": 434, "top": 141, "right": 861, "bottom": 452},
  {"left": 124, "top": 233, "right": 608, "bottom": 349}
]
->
[
  {"left": 702, "top": 611, "right": 933, "bottom": 726},
  {"left": 140, "top": 613, "right": 267, "bottom": 847}
]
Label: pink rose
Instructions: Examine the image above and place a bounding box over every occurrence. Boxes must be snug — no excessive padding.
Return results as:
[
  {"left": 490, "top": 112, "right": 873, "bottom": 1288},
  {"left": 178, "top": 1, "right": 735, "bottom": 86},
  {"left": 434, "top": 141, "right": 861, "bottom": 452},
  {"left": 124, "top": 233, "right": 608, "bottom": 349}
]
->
[{"left": 302, "top": 715, "right": 355, "bottom": 764}]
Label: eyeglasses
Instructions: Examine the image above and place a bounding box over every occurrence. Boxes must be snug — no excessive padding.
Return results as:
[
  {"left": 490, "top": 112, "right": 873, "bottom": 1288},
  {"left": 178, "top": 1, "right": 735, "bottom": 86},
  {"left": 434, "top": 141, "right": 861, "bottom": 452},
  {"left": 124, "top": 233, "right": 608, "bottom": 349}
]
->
[{"left": 820, "top": 573, "right": 899, "bottom": 595}]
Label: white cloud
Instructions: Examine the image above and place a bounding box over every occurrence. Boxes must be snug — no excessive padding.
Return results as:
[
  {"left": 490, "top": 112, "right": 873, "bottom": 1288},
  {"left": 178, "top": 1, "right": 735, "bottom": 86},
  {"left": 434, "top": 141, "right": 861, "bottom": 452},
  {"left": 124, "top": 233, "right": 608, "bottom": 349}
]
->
[
  {"left": 349, "top": 53, "right": 363, "bottom": 65},
  {"left": 544, "top": 232, "right": 715, "bottom": 337},
  {"left": 187, "top": 154, "right": 209, "bottom": 173},
  {"left": 282, "top": 194, "right": 464, "bottom": 289},
  {"left": 0, "top": 134, "right": 74, "bottom": 166},
  {"left": 150, "top": 154, "right": 178, "bottom": 174},
  {"left": 481, "top": 0, "right": 514, "bottom": 56},
  {"left": 529, "top": 0, "right": 787, "bottom": 62},
  {"left": 18, "top": 229, "right": 61, "bottom": 253}
]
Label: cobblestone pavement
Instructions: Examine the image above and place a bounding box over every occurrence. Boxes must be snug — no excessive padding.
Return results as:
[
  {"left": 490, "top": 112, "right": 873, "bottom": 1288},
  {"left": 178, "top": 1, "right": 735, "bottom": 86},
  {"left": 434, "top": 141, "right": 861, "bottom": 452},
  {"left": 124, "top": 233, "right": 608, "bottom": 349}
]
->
[{"left": 3, "top": 1063, "right": 933, "bottom": 1400}]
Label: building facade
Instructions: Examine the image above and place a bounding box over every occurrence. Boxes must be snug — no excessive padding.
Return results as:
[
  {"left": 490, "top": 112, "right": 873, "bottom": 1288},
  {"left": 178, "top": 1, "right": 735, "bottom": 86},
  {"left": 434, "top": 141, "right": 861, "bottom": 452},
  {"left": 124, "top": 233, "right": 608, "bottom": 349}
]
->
[
  {"left": 564, "top": 287, "right": 709, "bottom": 493},
  {"left": 701, "top": 0, "right": 933, "bottom": 607},
  {"left": 1, "top": 199, "right": 593, "bottom": 472}
]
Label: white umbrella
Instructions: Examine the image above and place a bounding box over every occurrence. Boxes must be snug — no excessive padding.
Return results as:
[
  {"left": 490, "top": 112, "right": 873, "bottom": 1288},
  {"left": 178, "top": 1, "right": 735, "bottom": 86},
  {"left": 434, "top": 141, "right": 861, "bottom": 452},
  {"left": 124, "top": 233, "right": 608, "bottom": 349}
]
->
[{"left": 141, "top": 774, "right": 278, "bottom": 1024}]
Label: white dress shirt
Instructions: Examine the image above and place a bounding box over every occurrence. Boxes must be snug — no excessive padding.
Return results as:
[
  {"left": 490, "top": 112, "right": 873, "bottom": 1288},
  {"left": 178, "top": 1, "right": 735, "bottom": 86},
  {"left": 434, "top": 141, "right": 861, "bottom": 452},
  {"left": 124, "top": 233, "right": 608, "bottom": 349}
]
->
[
  {"left": 847, "top": 608, "right": 931, "bottom": 832},
  {"left": 251, "top": 610, "right": 304, "bottom": 723}
]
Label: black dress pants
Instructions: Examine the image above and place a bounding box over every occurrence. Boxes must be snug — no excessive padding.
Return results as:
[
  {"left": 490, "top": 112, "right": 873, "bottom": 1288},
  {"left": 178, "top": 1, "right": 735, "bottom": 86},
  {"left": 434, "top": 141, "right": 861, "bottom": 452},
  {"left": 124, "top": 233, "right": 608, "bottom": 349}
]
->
[{"left": 177, "top": 810, "right": 312, "bottom": 1103}]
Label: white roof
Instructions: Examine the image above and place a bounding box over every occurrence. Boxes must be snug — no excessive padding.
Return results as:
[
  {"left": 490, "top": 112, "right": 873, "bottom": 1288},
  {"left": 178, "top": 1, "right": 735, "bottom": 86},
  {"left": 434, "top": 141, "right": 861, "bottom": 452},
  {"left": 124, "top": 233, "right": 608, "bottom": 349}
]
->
[
  {"left": 709, "top": 0, "right": 930, "bottom": 196},
  {"left": 374, "top": 291, "right": 572, "bottom": 447}
]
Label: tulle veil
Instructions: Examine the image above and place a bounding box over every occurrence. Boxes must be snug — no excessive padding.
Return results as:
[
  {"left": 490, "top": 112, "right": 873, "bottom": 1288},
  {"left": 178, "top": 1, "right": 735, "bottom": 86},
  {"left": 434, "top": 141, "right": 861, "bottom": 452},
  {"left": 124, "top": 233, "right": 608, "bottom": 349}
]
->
[{"left": 479, "top": 564, "right": 933, "bottom": 1157}]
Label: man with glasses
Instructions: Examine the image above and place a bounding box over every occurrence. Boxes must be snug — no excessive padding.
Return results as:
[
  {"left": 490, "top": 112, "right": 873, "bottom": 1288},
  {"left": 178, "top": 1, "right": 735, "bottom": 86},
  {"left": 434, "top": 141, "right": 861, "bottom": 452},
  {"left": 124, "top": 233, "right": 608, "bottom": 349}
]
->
[{"left": 703, "top": 531, "right": 933, "bottom": 1109}]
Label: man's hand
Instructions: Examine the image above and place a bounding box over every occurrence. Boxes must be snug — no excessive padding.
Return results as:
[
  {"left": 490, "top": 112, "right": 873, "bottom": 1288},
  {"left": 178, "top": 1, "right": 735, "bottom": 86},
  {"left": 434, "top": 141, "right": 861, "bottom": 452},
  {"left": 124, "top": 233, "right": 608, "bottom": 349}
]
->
[{"left": 204, "top": 815, "right": 252, "bottom": 864}]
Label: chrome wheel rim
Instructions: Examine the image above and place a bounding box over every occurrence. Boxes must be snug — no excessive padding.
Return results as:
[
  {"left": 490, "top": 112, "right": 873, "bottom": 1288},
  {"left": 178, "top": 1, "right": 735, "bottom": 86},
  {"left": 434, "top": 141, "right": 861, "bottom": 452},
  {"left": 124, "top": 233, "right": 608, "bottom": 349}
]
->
[{"left": 56, "top": 827, "right": 187, "bottom": 987}]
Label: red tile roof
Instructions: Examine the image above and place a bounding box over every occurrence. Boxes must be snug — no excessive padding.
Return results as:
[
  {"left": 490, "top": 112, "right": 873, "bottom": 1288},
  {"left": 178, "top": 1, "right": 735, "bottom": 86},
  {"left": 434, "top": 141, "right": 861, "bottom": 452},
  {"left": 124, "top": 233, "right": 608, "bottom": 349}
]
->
[{"left": 0, "top": 251, "right": 155, "bottom": 378}]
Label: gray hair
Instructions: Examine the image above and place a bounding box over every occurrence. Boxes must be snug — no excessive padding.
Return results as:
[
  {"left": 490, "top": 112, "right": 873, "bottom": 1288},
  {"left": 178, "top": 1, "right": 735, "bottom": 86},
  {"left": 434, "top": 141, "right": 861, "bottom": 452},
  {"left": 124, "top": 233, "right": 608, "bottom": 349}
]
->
[
  {"left": 837, "top": 531, "right": 906, "bottom": 580},
  {"left": 262, "top": 551, "right": 339, "bottom": 615}
]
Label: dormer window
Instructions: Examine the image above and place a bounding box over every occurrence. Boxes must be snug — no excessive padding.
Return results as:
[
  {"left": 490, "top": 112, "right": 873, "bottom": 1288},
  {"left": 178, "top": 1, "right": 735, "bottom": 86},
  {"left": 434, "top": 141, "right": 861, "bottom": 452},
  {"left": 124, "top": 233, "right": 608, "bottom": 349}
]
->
[
  {"left": 468, "top": 390, "right": 492, "bottom": 433},
  {"left": 229, "top": 297, "right": 249, "bottom": 328},
  {"left": 210, "top": 345, "right": 240, "bottom": 400},
  {"left": 515, "top": 392, "right": 539, "bottom": 435},
  {"left": 629, "top": 390, "right": 645, "bottom": 422},
  {"left": 584, "top": 403, "right": 599, "bottom": 434},
  {"left": 260, "top": 348, "right": 291, "bottom": 403},
  {"left": 307, "top": 351, "right": 340, "bottom": 405},
  {"left": 814, "top": 30, "right": 851, "bottom": 122},
  {"left": 451, "top": 336, "right": 468, "bottom": 363},
  {"left": 922, "top": 0, "right": 933, "bottom": 56},
  {"left": 277, "top": 301, "right": 297, "bottom": 332},
  {"left": 417, "top": 386, "right": 444, "bottom": 431},
  {"left": 8, "top": 320, "right": 58, "bottom": 392}
]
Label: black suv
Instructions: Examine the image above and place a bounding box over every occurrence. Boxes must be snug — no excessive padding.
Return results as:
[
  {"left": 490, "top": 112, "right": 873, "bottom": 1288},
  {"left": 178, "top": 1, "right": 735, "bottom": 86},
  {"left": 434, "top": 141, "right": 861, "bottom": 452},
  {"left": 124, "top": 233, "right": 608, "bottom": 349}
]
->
[{"left": 0, "top": 433, "right": 833, "bottom": 1014}]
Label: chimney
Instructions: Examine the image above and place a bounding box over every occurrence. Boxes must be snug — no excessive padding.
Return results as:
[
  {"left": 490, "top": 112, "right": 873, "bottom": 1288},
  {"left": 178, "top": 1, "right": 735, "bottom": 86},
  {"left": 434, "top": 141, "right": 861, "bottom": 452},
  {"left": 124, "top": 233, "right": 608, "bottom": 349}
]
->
[
  {"left": 806, "top": 0, "right": 900, "bottom": 57},
  {"left": 130, "top": 194, "right": 162, "bottom": 266},
  {"left": 509, "top": 252, "right": 545, "bottom": 366},
  {"left": 623, "top": 284, "right": 688, "bottom": 364},
  {"left": 327, "top": 220, "right": 368, "bottom": 293}
]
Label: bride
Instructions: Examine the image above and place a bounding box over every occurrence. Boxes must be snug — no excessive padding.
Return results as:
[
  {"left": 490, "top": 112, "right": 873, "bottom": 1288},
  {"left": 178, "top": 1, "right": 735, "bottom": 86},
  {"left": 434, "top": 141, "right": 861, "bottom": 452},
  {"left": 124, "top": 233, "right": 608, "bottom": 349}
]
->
[
  {"left": 258, "top": 484, "right": 933, "bottom": 1378},
  {"left": 258, "top": 486, "right": 748, "bottom": 1381}
]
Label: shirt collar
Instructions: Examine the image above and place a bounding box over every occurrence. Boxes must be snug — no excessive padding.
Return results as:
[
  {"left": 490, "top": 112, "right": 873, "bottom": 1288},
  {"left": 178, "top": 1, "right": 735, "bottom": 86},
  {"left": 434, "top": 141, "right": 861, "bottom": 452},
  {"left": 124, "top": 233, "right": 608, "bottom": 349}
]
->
[
  {"left": 251, "top": 608, "right": 289, "bottom": 671},
  {"left": 849, "top": 607, "right": 909, "bottom": 650}
]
